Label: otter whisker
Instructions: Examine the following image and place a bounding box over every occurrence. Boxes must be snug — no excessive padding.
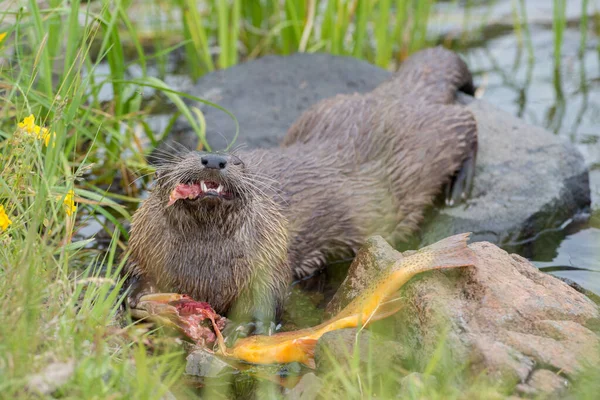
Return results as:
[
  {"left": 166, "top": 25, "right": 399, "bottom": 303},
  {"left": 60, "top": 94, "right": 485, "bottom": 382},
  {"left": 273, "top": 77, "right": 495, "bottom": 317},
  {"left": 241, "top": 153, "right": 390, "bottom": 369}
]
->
[
  {"left": 130, "top": 171, "right": 157, "bottom": 186},
  {"left": 148, "top": 150, "right": 185, "bottom": 165}
]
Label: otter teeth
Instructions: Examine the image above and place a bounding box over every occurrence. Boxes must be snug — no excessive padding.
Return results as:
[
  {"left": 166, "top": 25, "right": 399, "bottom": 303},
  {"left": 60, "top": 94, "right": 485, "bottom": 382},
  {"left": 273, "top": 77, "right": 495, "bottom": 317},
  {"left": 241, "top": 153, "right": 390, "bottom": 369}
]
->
[{"left": 199, "top": 180, "right": 225, "bottom": 195}]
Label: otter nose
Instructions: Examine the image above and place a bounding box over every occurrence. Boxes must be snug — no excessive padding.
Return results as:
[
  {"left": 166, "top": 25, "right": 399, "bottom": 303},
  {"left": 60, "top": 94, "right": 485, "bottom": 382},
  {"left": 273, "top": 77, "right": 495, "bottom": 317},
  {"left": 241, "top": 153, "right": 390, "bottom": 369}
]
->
[{"left": 201, "top": 154, "right": 228, "bottom": 170}]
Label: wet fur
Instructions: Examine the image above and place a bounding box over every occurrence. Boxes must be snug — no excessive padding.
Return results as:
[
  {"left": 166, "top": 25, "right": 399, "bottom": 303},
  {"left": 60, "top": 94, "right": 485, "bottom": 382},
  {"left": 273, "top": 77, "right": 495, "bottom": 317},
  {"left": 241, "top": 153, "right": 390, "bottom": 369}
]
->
[{"left": 125, "top": 47, "right": 478, "bottom": 321}]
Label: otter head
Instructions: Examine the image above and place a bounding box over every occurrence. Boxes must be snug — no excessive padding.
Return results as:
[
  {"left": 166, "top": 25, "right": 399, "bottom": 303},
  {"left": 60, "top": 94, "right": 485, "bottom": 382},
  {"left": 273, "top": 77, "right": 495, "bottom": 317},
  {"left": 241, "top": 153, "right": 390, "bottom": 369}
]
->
[{"left": 152, "top": 151, "right": 251, "bottom": 217}]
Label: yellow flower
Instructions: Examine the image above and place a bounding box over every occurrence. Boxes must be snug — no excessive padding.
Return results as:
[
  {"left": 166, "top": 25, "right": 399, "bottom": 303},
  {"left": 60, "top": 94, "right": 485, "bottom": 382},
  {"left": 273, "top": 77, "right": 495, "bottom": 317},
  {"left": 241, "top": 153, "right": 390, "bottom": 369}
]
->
[
  {"left": 0, "top": 32, "right": 6, "bottom": 45},
  {"left": 63, "top": 190, "right": 77, "bottom": 217},
  {"left": 0, "top": 204, "right": 12, "bottom": 231},
  {"left": 18, "top": 114, "right": 36, "bottom": 134},
  {"left": 18, "top": 114, "right": 56, "bottom": 147},
  {"left": 40, "top": 127, "right": 55, "bottom": 147}
]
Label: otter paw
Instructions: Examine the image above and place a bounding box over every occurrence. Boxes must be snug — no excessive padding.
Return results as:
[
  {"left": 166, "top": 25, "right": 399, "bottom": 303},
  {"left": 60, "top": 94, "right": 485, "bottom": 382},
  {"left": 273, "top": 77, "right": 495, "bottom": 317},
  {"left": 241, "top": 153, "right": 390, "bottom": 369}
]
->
[{"left": 125, "top": 276, "right": 158, "bottom": 310}]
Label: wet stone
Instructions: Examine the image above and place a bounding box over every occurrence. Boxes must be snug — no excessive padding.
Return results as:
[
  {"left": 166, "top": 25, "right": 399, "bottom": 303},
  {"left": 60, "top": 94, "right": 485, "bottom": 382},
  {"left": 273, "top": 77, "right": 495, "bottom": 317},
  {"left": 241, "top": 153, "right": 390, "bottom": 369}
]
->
[
  {"left": 526, "top": 369, "right": 569, "bottom": 398},
  {"left": 419, "top": 94, "right": 591, "bottom": 248},
  {"left": 283, "top": 373, "right": 323, "bottom": 400},
  {"left": 185, "top": 347, "right": 230, "bottom": 378},
  {"left": 398, "top": 373, "right": 439, "bottom": 398}
]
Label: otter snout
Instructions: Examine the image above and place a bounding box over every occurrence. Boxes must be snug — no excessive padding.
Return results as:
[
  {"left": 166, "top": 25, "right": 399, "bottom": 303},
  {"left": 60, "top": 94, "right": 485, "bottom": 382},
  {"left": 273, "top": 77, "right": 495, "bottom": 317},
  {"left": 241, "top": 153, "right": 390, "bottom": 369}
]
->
[
  {"left": 201, "top": 154, "right": 228, "bottom": 170},
  {"left": 159, "top": 152, "right": 249, "bottom": 206}
]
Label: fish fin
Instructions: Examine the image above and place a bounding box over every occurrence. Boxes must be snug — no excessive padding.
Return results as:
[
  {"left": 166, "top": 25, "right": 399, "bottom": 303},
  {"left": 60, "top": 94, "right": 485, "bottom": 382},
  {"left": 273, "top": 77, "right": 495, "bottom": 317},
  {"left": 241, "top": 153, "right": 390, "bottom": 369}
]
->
[
  {"left": 418, "top": 232, "right": 477, "bottom": 269},
  {"left": 303, "top": 358, "right": 316, "bottom": 369},
  {"left": 293, "top": 338, "right": 318, "bottom": 368},
  {"left": 293, "top": 338, "right": 318, "bottom": 355},
  {"left": 368, "top": 296, "right": 404, "bottom": 323}
]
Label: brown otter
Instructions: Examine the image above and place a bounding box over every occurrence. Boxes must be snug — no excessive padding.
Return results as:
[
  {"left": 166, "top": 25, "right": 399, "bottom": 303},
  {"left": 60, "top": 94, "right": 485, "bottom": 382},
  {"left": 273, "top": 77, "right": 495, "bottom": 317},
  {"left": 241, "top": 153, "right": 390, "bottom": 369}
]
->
[{"left": 125, "top": 47, "right": 478, "bottom": 327}]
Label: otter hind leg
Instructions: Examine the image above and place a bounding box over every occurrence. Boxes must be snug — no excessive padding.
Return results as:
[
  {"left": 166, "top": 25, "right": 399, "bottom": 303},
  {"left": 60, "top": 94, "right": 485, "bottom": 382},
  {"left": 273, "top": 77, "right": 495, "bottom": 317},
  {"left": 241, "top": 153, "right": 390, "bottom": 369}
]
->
[{"left": 444, "top": 146, "right": 477, "bottom": 206}]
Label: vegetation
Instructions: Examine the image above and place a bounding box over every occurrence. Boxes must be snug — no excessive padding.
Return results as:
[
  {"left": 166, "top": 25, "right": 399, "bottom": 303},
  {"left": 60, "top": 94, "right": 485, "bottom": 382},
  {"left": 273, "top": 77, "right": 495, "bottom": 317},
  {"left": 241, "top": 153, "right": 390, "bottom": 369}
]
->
[{"left": 0, "top": 0, "right": 597, "bottom": 398}]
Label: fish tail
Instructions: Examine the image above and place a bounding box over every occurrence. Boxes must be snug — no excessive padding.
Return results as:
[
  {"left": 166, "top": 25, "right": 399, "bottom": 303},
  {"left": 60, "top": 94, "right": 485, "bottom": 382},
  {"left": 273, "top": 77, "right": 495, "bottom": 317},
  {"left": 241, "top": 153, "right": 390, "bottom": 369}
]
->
[{"left": 418, "top": 232, "right": 477, "bottom": 270}]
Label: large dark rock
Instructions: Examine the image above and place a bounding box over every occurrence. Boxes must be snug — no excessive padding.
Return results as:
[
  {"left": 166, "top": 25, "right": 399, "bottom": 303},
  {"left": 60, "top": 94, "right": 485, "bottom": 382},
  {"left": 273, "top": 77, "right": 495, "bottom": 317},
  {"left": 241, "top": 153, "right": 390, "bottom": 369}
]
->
[
  {"left": 172, "top": 53, "right": 390, "bottom": 151},
  {"left": 171, "top": 52, "right": 590, "bottom": 249}
]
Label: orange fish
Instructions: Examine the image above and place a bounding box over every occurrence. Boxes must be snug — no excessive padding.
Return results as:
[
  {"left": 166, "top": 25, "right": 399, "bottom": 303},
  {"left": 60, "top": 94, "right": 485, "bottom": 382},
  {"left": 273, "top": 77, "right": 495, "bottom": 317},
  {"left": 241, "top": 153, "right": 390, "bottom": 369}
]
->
[{"left": 220, "top": 232, "right": 477, "bottom": 368}]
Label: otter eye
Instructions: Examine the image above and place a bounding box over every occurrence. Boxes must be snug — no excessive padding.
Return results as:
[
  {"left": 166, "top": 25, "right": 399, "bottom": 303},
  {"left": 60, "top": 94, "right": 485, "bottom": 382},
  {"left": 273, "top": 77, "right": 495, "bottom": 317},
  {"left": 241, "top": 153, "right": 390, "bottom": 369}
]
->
[{"left": 231, "top": 156, "right": 243, "bottom": 166}]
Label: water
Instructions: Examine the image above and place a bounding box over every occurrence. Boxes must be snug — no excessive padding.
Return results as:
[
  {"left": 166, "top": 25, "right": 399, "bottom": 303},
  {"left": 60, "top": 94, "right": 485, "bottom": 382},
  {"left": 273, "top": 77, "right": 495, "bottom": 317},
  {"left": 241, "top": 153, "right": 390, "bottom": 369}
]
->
[{"left": 438, "top": 0, "right": 600, "bottom": 294}]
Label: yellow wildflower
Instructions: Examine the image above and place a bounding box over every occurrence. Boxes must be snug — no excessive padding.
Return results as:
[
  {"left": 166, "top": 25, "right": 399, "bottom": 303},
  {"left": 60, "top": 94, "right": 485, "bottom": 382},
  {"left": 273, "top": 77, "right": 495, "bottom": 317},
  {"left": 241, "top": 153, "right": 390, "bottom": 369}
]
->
[
  {"left": 40, "top": 127, "right": 55, "bottom": 147},
  {"left": 63, "top": 190, "right": 77, "bottom": 217},
  {"left": 17, "top": 114, "right": 56, "bottom": 147},
  {"left": 18, "top": 114, "right": 36, "bottom": 134},
  {"left": 0, "top": 32, "right": 6, "bottom": 45},
  {"left": 0, "top": 204, "right": 12, "bottom": 231}
]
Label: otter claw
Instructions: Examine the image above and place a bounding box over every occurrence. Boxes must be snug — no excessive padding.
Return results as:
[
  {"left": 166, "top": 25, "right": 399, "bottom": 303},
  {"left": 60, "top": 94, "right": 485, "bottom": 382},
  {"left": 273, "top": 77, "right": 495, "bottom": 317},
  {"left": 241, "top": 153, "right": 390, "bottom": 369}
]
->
[{"left": 445, "top": 148, "right": 476, "bottom": 206}]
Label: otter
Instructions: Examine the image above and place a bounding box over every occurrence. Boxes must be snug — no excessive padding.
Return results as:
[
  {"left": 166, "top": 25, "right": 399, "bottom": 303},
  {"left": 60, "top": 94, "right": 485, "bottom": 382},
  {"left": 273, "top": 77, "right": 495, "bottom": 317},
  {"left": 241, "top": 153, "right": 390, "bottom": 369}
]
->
[{"left": 125, "top": 47, "right": 478, "bottom": 327}]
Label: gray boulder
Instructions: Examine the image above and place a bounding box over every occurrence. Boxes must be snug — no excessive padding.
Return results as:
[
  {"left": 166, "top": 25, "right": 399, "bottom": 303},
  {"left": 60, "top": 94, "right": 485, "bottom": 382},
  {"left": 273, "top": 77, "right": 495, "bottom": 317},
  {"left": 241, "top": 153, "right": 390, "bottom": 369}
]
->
[
  {"left": 185, "top": 347, "right": 230, "bottom": 378},
  {"left": 172, "top": 52, "right": 590, "bottom": 248},
  {"left": 172, "top": 53, "right": 389, "bottom": 151}
]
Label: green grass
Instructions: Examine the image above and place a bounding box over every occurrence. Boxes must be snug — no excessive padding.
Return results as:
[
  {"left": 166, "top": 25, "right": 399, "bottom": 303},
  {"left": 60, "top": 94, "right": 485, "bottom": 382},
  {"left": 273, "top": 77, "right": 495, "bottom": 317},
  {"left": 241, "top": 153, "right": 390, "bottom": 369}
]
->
[{"left": 0, "top": 0, "right": 598, "bottom": 398}]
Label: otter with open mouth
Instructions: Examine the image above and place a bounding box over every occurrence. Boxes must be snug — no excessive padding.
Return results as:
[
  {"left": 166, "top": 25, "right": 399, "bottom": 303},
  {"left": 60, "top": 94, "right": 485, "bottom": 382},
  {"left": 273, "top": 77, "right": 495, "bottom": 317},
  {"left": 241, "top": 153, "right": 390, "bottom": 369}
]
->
[{"left": 124, "top": 47, "right": 478, "bottom": 330}]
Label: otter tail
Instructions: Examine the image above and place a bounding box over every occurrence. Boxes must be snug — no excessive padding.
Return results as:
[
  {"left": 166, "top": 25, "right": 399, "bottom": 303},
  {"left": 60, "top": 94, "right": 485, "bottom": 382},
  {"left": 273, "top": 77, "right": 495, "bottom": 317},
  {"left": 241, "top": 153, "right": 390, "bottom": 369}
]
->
[{"left": 374, "top": 46, "right": 475, "bottom": 105}]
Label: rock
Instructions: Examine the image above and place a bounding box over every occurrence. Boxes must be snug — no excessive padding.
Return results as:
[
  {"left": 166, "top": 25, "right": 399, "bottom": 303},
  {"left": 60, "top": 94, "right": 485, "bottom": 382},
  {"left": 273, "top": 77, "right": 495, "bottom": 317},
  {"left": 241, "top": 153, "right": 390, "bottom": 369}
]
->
[
  {"left": 171, "top": 52, "right": 590, "bottom": 250},
  {"left": 185, "top": 347, "right": 230, "bottom": 378},
  {"left": 314, "top": 328, "right": 407, "bottom": 375},
  {"left": 26, "top": 360, "right": 75, "bottom": 395},
  {"left": 324, "top": 236, "right": 402, "bottom": 318},
  {"left": 398, "top": 373, "right": 438, "bottom": 398},
  {"left": 325, "top": 237, "right": 599, "bottom": 392},
  {"left": 515, "top": 369, "right": 569, "bottom": 398},
  {"left": 284, "top": 373, "right": 323, "bottom": 400},
  {"left": 388, "top": 242, "right": 600, "bottom": 386},
  {"left": 173, "top": 53, "right": 389, "bottom": 151}
]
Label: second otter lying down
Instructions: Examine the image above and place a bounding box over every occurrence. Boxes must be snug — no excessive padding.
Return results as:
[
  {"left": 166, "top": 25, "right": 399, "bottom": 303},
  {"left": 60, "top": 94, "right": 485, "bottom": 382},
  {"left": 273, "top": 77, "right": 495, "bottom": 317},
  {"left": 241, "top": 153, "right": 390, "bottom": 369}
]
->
[{"left": 125, "top": 47, "right": 478, "bottom": 326}]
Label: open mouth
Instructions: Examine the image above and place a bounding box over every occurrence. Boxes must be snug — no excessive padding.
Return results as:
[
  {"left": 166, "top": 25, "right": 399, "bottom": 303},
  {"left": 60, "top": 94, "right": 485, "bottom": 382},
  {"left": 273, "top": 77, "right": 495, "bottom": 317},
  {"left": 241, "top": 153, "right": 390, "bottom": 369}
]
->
[{"left": 167, "top": 180, "right": 234, "bottom": 206}]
